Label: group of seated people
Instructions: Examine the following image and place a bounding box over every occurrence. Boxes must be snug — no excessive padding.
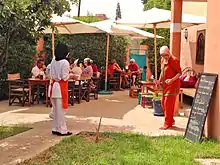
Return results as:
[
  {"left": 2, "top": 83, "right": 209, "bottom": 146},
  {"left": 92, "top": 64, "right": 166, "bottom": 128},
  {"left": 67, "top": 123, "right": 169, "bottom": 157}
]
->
[
  {"left": 30, "top": 58, "right": 99, "bottom": 102},
  {"left": 31, "top": 58, "right": 99, "bottom": 80},
  {"left": 31, "top": 57, "right": 141, "bottom": 91},
  {"left": 108, "top": 58, "right": 141, "bottom": 88}
]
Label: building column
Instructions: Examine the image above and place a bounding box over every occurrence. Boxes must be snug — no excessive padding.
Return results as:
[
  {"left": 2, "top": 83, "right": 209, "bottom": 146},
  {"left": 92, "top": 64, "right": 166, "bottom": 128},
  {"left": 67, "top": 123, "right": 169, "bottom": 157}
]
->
[
  {"left": 204, "top": 0, "right": 220, "bottom": 141},
  {"left": 170, "top": 0, "right": 183, "bottom": 115},
  {"left": 170, "top": 0, "right": 183, "bottom": 60}
]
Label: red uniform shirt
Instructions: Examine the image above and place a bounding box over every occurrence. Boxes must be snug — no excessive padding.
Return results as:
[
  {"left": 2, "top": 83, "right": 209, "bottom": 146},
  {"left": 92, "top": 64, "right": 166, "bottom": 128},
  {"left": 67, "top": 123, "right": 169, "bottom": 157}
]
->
[
  {"left": 162, "top": 56, "right": 181, "bottom": 96},
  {"left": 128, "top": 63, "right": 139, "bottom": 72},
  {"left": 108, "top": 63, "right": 115, "bottom": 77},
  {"left": 91, "top": 64, "right": 98, "bottom": 72}
]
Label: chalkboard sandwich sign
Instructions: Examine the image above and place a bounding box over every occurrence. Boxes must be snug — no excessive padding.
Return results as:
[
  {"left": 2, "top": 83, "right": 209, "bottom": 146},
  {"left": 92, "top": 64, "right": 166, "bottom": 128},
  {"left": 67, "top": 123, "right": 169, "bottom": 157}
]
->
[{"left": 184, "top": 73, "right": 218, "bottom": 142}]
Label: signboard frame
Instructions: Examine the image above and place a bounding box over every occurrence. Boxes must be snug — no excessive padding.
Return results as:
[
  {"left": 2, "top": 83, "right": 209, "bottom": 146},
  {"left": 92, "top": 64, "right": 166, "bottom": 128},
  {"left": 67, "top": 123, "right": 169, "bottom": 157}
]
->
[{"left": 184, "top": 72, "right": 218, "bottom": 142}]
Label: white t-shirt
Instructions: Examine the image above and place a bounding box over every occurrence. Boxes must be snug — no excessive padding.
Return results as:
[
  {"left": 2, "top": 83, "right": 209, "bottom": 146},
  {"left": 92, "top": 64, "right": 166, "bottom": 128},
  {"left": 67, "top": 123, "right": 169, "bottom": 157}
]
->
[
  {"left": 31, "top": 66, "right": 40, "bottom": 78},
  {"left": 50, "top": 59, "right": 70, "bottom": 98},
  {"left": 71, "top": 67, "right": 82, "bottom": 80}
]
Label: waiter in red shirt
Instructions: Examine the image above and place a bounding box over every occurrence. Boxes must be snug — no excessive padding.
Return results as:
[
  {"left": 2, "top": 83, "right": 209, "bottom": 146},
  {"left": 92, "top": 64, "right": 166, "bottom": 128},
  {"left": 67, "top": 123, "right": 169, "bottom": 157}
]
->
[
  {"left": 158, "top": 46, "right": 182, "bottom": 130},
  {"left": 128, "top": 59, "right": 140, "bottom": 86}
]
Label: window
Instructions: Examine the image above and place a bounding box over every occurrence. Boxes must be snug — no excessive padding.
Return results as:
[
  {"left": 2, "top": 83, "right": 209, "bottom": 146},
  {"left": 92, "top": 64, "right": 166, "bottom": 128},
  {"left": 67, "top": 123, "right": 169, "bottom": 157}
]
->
[{"left": 196, "top": 30, "right": 206, "bottom": 65}]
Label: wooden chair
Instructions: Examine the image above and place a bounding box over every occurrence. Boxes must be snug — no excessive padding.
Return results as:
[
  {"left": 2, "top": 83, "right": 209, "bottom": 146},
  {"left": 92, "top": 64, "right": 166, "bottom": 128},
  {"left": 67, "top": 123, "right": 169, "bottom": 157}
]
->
[
  {"left": 73, "top": 74, "right": 91, "bottom": 104},
  {"left": 80, "top": 74, "right": 91, "bottom": 102},
  {"left": 109, "top": 72, "right": 120, "bottom": 90},
  {"left": 90, "top": 77, "right": 100, "bottom": 100},
  {"left": 8, "top": 73, "right": 29, "bottom": 106},
  {"left": 74, "top": 80, "right": 82, "bottom": 104},
  {"left": 68, "top": 80, "right": 75, "bottom": 106}
]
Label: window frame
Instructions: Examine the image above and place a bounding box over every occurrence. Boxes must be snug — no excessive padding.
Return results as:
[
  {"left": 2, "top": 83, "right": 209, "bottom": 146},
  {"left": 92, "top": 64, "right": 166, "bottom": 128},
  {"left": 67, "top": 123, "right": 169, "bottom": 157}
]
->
[{"left": 196, "top": 30, "right": 206, "bottom": 65}]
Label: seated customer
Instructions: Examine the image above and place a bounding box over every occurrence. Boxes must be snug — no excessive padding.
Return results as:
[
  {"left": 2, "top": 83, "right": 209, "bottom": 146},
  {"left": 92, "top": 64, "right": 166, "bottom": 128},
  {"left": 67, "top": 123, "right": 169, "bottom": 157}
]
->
[
  {"left": 108, "top": 59, "right": 124, "bottom": 89},
  {"left": 128, "top": 59, "right": 140, "bottom": 86},
  {"left": 108, "top": 59, "right": 122, "bottom": 78},
  {"left": 82, "top": 58, "right": 93, "bottom": 77},
  {"left": 32, "top": 59, "right": 45, "bottom": 78},
  {"left": 70, "top": 59, "right": 82, "bottom": 80}
]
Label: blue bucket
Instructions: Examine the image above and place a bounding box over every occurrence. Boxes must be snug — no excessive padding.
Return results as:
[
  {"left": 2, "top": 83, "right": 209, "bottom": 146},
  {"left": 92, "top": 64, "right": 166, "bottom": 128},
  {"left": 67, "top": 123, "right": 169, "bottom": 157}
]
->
[{"left": 153, "top": 100, "right": 164, "bottom": 116}]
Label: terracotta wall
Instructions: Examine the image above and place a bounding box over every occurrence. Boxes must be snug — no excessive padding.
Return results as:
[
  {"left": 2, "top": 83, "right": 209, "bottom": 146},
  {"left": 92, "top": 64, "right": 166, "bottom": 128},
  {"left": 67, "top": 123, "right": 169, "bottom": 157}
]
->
[
  {"left": 180, "top": 24, "right": 206, "bottom": 74},
  {"left": 139, "top": 45, "right": 148, "bottom": 55},
  {"left": 182, "top": 1, "right": 207, "bottom": 16},
  {"left": 204, "top": 0, "right": 220, "bottom": 141}
]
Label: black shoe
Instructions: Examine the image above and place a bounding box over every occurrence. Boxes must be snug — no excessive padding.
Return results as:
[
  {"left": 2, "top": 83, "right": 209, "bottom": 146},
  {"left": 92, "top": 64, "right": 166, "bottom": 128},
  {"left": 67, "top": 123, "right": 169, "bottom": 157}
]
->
[
  {"left": 57, "top": 132, "right": 72, "bottom": 136},
  {"left": 52, "top": 131, "right": 59, "bottom": 135}
]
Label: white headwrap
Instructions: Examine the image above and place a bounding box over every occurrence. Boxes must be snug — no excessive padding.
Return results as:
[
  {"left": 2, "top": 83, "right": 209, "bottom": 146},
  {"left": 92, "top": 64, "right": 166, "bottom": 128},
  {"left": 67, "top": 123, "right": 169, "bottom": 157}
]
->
[
  {"left": 160, "top": 46, "right": 170, "bottom": 56},
  {"left": 130, "top": 59, "right": 135, "bottom": 63},
  {"left": 84, "top": 58, "right": 91, "bottom": 62}
]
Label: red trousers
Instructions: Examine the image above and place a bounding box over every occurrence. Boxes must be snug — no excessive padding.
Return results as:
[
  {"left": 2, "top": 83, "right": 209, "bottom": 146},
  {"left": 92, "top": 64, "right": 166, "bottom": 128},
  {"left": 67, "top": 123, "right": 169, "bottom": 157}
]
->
[{"left": 161, "top": 95, "right": 176, "bottom": 127}]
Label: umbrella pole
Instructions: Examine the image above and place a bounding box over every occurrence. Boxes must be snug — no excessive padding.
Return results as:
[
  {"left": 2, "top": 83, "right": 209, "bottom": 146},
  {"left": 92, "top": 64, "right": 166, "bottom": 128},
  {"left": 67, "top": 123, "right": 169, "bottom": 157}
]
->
[
  {"left": 153, "top": 24, "right": 158, "bottom": 80},
  {"left": 99, "top": 33, "right": 113, "bottom": 95},
  {"left": 52, "top": 29, "right": 55, "bottom": 56},
  {"left": 105, "top": 33, "right": 110, "bottom": 91}
]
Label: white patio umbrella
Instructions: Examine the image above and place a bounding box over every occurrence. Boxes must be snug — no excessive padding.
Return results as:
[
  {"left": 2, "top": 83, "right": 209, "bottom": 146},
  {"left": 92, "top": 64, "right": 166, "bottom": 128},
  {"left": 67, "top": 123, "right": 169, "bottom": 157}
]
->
[
  {"left": 91, "top": 19, "right": 163, "bottom": 38},
  {"left": 90, "top": 19, "right": 163, "bottom": 93},
  {"left": 117, "top": 8, "right": 206, "bottom": 28},
  {"left": 116, "top": 8, "right": 206, "bottom": 79},
  {"left": 44, "top": 15, "right": 106, "bottom": 56}
]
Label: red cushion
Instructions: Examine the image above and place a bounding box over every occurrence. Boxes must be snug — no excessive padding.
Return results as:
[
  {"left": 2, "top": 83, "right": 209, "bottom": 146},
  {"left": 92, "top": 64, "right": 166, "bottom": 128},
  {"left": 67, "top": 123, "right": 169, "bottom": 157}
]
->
[{"left": 180, "top": 76, "right": 197, "bottom": 88}]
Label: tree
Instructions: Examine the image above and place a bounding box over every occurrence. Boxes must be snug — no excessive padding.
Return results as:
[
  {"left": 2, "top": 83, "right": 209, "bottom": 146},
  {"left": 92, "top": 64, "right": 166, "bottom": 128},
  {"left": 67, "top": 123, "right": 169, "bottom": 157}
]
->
[
  {"left": 0, "top": 0, "right": 77, "bottom": 77},
  {"left": 115, "top": 2, "right": 122, "bottom": 21},
  {"left": 141, "top": 0, "right": 148, "bottom": 4},
  {"left": 143, "top": 0, "right": 171, "bottom": 10},
  {"left": 73, "top": 16, "right": 101, "bottom": 23}
]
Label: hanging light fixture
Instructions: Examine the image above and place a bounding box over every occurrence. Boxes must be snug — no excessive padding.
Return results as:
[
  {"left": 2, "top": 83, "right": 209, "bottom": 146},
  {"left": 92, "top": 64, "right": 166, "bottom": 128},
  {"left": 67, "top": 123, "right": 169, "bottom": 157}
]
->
[{"left": 184, "top": 28, "right": 188, "bottom": 40}]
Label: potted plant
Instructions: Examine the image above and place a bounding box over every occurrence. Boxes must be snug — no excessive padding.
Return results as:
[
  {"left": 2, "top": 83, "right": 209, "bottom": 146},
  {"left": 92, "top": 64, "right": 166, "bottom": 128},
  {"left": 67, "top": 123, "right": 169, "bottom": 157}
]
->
[{"left": 152, "top": 91, "right": 164, "bottom": 116}]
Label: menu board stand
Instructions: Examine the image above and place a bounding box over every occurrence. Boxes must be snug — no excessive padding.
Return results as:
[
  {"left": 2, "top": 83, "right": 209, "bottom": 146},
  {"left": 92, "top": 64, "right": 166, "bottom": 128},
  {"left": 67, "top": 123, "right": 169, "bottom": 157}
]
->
[{"left": 184, "top": 73, "right": 218, "bottom": 142}]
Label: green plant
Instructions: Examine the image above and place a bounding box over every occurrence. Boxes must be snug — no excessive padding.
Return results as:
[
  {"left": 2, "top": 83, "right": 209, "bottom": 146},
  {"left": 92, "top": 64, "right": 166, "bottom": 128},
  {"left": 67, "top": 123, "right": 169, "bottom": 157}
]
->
[
  {"left": 44, "top": 34, "right": 128, "bottom": 68},
  {"left": 153, "top": 91, "right": 162, "bottom": 100}
]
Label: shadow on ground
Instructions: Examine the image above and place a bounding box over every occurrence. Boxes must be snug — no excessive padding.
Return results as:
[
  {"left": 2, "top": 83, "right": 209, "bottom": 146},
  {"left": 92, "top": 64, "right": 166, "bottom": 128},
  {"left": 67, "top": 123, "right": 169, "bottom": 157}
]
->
[{"left": 10, "top": 91, "right": 138, "bottom": 119}]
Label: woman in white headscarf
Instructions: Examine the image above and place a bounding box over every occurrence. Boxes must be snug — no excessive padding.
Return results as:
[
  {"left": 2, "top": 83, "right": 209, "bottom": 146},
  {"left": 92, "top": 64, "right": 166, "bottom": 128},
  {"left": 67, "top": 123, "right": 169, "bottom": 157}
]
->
[
  {"left": 157, "top": 46, "right": 182, "bottom": 130},
  {"left": 50, "top": 43, "right": 72, "bottom": 136},
  {"left": 82, "top": 58, "right": 93, "bottom": 77}
]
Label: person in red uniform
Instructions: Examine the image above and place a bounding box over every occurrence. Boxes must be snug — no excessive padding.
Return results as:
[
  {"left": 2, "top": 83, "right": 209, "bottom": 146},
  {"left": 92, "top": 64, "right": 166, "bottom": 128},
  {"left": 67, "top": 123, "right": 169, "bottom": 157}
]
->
[
  {"left": 158, "top": 46, "right": 182, "bottom": 130},
  {"left": 128, "top": 59, "right": 140, "bottom": 86},
  {"left": 108, "top": 59, "right": 122, "bottom": 78},
  {"left": 90, "top": 59, "right": 98, "bottom": 73}
]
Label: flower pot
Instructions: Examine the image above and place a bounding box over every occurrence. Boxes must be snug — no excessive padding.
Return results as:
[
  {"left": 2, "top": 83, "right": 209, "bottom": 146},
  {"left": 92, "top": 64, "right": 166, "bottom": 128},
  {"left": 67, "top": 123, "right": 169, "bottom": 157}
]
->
[{"left": 153, "top": 100, "right": 164, "bottom": 116}]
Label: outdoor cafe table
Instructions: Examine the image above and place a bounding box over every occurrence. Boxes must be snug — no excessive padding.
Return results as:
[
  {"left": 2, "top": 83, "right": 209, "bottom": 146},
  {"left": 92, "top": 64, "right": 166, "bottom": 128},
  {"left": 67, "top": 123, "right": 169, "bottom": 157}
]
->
[
  {"left": 28, "top": 78, "right": 50, "bottom": 107},
  {"left": 139, "top": 81, "right": 183, "bottom": 108},
  {"left": 138, "top": 81, "right": 161, "bottom": 94}
]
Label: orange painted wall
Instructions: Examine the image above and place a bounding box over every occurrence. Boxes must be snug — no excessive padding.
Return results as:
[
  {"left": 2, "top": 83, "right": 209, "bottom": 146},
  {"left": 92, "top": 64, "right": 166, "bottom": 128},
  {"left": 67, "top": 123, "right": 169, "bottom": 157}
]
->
[
  {"left": 180, "top": 24, "right": 206, "bottom": 74},
  {"left": 182, "top": 1, "right": 207, "bottom": 16},
  {"left": 203, "top": 0, "right": 220, "bottom": 141}
]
